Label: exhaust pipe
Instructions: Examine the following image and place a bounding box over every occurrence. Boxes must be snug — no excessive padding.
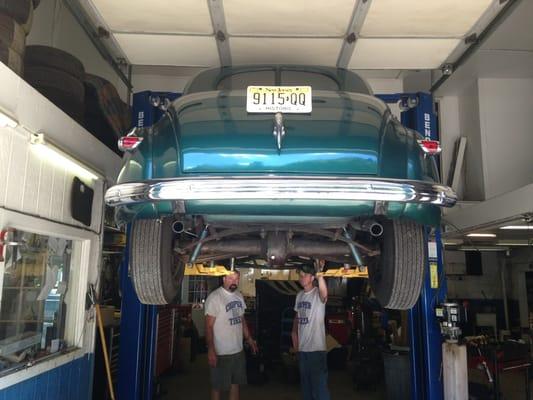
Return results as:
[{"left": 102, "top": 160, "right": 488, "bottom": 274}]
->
[
  {"left": 172, "top": 221, "right": 185, "bottom": 234},
  {"left": 351, "top": 220, "right": 383, "bottom": 238},
  {"left": 367, "top": 222, "right": 383, "bottom": 238}
]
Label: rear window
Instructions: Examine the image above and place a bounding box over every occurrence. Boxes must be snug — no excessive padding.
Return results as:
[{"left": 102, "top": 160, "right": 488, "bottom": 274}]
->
[
  {"left": 216, "top": 70, "right": 340, "bottom": 91},
  {"left": 217, "top": 71, "right": 275, "bottom": 90},
  {"left": 281, "top": 71, "right": 339, "bottom": 90},
  {"left": 184, "top": 66, "right": 372, "bottom": 95}
]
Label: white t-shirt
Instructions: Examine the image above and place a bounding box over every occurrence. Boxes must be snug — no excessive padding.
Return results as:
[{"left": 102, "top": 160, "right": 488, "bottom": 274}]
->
[
  {"left": 294, "top": 287, "right": 326, "bottom": 352},
  {"left": 205, "top": 287, "right": 247, "bottom": 356}
]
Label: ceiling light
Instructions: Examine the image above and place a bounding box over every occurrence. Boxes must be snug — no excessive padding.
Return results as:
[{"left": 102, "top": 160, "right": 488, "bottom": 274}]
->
[
  {"left": 499, "top": 225, "right": 533, "bottom": 230},
  {"left": 30, "top": 133, "right": 100, "bottom": 181},
  {"left": 458, "top": 246, "right": 509, "bottom": 252},
  {"left": 466, "top": 233, "right": 496, "bottom": 238},
  {"left": 496, "top": 240, "right": 532, "bottom": 246},
  {"left": 0, "top": 110, "right": 18, "bottom": 128},
  {"left": 442, "top": 239, "right": 463, "bottom": 246}
]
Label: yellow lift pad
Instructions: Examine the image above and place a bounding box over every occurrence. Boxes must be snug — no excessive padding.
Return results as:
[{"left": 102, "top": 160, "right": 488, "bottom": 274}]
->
[
  {"left": 184, "top": 263, "right": 368, "bottom": 279},
  {"left": 184, "top": 263, "right": 233, "bottom": 277},
  {"left": 317, "top": 266, "right": 368, "bottom": 278}
]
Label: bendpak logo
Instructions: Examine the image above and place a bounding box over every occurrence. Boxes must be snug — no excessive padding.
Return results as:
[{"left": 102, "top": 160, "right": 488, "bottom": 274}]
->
[{"left": 424, "top": 113, "right": 431, "bottom": 138}]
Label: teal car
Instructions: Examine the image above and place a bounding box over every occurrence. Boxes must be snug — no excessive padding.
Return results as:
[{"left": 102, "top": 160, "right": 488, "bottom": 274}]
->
[{"left": 105, "top": 65, "right": 456, "bottom": 309}]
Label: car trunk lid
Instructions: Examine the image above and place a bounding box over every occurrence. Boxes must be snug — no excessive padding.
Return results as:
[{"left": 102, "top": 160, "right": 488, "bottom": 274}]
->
[{"left": 175, "top": 91, "right": 386, "bottom": 175}]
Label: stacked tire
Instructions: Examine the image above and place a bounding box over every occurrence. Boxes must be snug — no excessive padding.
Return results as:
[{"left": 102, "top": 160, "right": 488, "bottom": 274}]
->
[
  {"left": 24, "top": 45, "right": 86, "bottom": 124},
  {"left": 84, "top": 74, "right": 131, "bottom": 155},
  {"left": 0, "top": 0, "right": 38, "bottom": 76}
]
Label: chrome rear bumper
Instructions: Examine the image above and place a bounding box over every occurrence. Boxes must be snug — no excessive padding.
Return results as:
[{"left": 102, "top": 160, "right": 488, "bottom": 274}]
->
[{"left": 105, "top": 177, "right": 457, "bottom": 207}]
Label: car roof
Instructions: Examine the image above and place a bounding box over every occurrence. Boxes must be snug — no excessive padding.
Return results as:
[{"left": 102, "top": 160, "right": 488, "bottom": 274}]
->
[{"left": 183, "top": 65, "right": 373, "bottom": 95}]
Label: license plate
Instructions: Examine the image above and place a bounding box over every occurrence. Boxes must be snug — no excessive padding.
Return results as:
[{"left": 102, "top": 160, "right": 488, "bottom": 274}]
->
[{"left": 246, "top": 86, "right": 312, "bottom": 113}]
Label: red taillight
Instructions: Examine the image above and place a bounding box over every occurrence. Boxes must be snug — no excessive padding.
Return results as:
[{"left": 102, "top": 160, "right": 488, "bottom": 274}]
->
[
  {"left": 118, "top": 136, "right": 143, "bottom": 152},
  {"left": 418, "top": 139, "right": 441, "bottom": 156}
]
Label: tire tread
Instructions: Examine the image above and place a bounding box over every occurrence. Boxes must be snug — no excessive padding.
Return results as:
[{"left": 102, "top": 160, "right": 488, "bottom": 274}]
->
[{"left": 130, "top": 218, "right": 181, "bottom": 305}]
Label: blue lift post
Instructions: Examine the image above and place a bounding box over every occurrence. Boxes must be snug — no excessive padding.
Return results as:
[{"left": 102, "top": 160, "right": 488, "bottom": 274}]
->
[
  {"left": 377, "top": 92, "right": 447, "bottom": 400},
  {"left": 118, "top": 91, "right": 180, "bottom": 400}
]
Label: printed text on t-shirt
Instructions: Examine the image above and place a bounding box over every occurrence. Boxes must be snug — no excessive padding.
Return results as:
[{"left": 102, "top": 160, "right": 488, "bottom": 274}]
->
[
  {"left": 296, "top": 301, "right": 311, "bottom": 325},
  {"left": 226, "top": 300, "right": 243, "bottom": 326}
]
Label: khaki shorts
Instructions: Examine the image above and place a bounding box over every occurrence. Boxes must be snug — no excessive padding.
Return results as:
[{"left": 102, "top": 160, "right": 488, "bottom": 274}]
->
[{"left": 210, "top": 351, "right": 247, "bottom": 391}]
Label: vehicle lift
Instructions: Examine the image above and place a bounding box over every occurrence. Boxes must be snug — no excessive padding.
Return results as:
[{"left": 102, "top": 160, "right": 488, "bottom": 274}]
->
[
  {"left": 117, "top": 91, "right": 451, "bottom": 400},
  {"left": 117, "top": 91, "right": 180, "bottom": 400}
]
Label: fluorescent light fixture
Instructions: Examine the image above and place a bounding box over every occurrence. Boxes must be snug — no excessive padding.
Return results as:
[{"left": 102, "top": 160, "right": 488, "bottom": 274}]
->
[
  {"left": 30, "top": 133, "right": 99, "bottom": 181},
  {"left": 466, "top": 233, "right": 496, "bottom": 238},
  {"left": 458, "top": 246, "right": 509, "bottom": 252},
  {"left": 499, "top": 225, "right": 533, "bottom": 230},
  {"left": 496, "top": 240, "right": 532, "bottom": 246},
  {"left": 442, "top": 239, "right": 463, "bottom": 246},
  {"left": 0, "top": 110, "right": 18, "bottom": 128}
]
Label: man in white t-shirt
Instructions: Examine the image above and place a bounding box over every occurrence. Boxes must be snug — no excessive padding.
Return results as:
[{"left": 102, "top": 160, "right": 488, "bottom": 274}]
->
[
  {"left": 205, "top": 270, "right": 258, "bottom": 400},
  {"left": 291, "top": 263, "right": 330, "bottom": 400}
]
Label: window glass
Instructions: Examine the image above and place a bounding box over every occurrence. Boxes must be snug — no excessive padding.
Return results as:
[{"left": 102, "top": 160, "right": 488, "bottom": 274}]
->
[
  {"left": 0, "top": 230, "right": 74, "bottom": 375},
  {"left": 187, "top": 276, "right": 208, "bottom": 304},
  {"left": 216, "top": 70, "right": 275, "bottom": 90},
  {"left": 281, "top": 71, "right": 339, "bottom": 90}
]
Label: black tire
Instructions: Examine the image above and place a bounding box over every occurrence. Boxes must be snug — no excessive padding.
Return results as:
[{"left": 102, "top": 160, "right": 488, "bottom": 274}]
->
[
  {"left": 0, "top": 0, "right": 31, "bottom": 25},
  {"left": 130, "top": 218, "right": 183, "bottom": 305},
  {"left": 368, "top": 219, "right": 425, "bottom": 310},
  {"left": 84, "top": 73, "right": 130, "bottom": 138},
  {"left": 25, "top": 66, "right": 84, "bottom": 121},
  {"left": 25, "top": 65, "right": 84, "bottom": 99},
  {"left": 0, "top": 14, "right": 25, "bottom": 54},
  {"left": 25, "top": 45, "right": 85, "bottom": 80}
]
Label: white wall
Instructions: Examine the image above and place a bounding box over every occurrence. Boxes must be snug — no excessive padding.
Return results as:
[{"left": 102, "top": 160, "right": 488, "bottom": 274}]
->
[
  {"left": 27, "top": 0, "right": 128, "bottom": 100},
  {"left": 457, "top": 80, "right": 485, "bottom": 201},
  {"left": 478, "top": 78, "right": 533, "bottom": 199},
  {"left": 437, "top": 77, "right": 533, "bottom": 202},
  {"left": 0, "top": 61, "right": 120, "bottom": 387},
  {"left": 366, "top": 78, "right": 403, "bottom": 95},
  {"left": 0, "top": 63, "right": 121, "bottom": 224},
  {"left": 445, "top": 251, "right": 503, "bottom": 300},
  {"left": 131, "top": 66, "right": 196, "bottom": 94}
]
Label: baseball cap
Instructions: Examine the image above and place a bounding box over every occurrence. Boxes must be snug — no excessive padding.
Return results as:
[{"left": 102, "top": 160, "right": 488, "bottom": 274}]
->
[{"left": 298, "top": 264, "right": 316, "bottom": 276}]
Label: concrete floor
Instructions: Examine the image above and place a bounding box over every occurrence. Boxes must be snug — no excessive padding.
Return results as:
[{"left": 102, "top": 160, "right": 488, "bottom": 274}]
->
[
  {"left": 159, "top": 353, "right": 531, "bottom": 399},
  {"left": 159, "top": 354, "right": 386, "bottom": 400}
]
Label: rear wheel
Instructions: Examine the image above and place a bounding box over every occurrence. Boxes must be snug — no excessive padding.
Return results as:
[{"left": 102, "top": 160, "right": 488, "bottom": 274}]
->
[
  {"left": 368, "top": 219, "right": 425, "bottom": 310},
  {"left": 130, "top": 218, "right": 184, "bottom": 305}
]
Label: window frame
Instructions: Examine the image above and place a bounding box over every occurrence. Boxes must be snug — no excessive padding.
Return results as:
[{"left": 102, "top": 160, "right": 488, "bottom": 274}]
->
[{"left": 0, "top": 207, "right": 98, "bottom": 386}]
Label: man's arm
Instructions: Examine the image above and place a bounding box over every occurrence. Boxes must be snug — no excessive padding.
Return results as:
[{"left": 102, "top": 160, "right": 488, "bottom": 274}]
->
[
  {"left": 291, "top": 316, "right": 299, "bottom": 351},
  {"left": 205, "top": 315, "right": 217, "bottom": 367},
  {"left": 317, "top": 275, "right": 328, "bottom": 303},
  {"left": 242, "top": 318, "right": 258, "bottom": 354}
]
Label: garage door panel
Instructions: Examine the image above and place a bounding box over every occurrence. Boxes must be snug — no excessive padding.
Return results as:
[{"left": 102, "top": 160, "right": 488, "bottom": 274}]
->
[
  {"left": 225, "top": 0, "right": 355, "bottom": 36},
  {"left": 91, "top": 0, "right": 213, "bottom": 34},
  {"left": 231, "top": 37, "right": 342, "bottom": 66},
  {"left": 350, "top": 38, "right": 460, "bottom": 69},
  {"left": 361, "top": 0, "right": 493, "bottom": 37},
  {"left": 114, "top": 34, "right": 219, "bottom": 66}
]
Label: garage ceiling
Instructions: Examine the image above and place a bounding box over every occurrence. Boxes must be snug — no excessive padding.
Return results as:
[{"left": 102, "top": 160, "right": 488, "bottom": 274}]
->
[
  {"left": 443, "top": 216, "right": 533, "bottom": 250},
  {"left": 86, "top": 0, "right": 502, "bottom": 69}
]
